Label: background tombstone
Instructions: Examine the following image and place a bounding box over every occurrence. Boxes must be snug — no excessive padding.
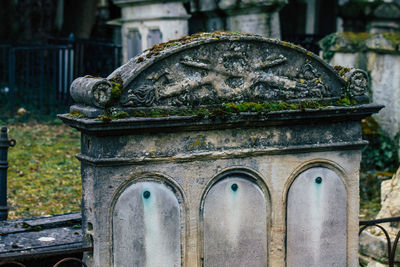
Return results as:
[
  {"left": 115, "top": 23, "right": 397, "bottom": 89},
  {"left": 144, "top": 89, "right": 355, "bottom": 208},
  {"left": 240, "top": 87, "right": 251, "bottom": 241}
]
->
[
  {"left": 112, "top": 0, "right": 190, "bottom": 62},
  {"left": 60, "top": 32, "right": 382, "bottom": 266}
]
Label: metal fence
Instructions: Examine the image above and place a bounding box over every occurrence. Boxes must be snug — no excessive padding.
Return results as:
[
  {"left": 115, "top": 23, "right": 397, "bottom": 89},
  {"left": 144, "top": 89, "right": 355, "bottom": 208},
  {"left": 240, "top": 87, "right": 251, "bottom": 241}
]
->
[
  {"left": 0, "top": 38, "right": 122, "bottom": 120},
  {"left": 359, "top": 216, "right": 400, "bottom": 267},
  {"left": 48, "top": 37, "right": 122, "bottom": 78}
]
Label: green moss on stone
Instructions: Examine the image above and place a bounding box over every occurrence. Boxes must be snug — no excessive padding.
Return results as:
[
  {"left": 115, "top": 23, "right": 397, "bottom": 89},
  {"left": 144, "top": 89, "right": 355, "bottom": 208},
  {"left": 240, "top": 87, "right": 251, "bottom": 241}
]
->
[
  {"left": 382, "top": 33, "right": 400, "bottom": 46},
  {"left": 334, "top": 65, "right": 351, "bottom": 77},
  {"left": 96, "top": 110, "right": 130, "bottom": 122},
  {"left": 111, "top": 82, "right": 122, "bottom": 100},
  {"left": 342, "top": 32, "right": 372, "bottom": 45},
  {"left": 112, "top": 111, "right": 129, "bottom": 119},
  {"left": 96, "top": 115, "right": 112, "bottom": 123},
  {"left": 122, "top": 99, "right": 357, "bottom": 119},
  {"left": 137, "top": 31, "right": 257, "bottom": 63},
  {"left": 320, "top": 32, "right": 371, "bottom": 61},
  {"left": 68, "top": 110, "right": 87, "bottom": 119},
  {"left": 90, "top": 96, "right": 361, "bottom": 123},
  {"left": 320, "top": 32, "right": 400, "bottom": 62},
  {"left": 107, "top": 74, "right": 124, "bottom": 107}
]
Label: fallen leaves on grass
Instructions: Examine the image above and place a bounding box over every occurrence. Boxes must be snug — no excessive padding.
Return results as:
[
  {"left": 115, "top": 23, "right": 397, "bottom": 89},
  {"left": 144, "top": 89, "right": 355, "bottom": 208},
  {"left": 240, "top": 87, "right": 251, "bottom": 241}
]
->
[{"left": 5, "top": 121, "right": 81, "bottom": 219}]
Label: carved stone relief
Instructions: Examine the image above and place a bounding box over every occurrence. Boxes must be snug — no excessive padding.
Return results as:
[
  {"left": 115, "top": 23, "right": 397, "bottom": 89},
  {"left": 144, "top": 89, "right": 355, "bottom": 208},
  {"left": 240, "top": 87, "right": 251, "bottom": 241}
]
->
[
  {"left": 120, "top": 41, "right": 334, "bottom": 108},
  {"left": 69, "top": 34, "right": 370, "bottom": 112}
]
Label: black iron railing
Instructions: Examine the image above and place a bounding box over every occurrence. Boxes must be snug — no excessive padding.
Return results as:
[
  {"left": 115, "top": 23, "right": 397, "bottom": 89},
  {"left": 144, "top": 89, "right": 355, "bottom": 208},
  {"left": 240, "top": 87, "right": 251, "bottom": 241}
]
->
[
  {"left": 359, "top": 216, "right": 400, "bottom": 267},
  {"left": 0, "top": 248, "right": 92, "bottom": 267},
  {"left": 48, "top": 35, "right": 122, "bottom": 78},
  {"left": 0, "top": 37, "right": 122, "bottom": 120},
  {"left": 0, "top": 126, "right": 15, "bottom": 221}
]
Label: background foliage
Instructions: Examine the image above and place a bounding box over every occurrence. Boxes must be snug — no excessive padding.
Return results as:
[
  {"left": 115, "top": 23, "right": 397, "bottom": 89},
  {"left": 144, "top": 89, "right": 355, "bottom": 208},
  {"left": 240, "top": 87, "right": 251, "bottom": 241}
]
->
[{"left": 360, "top": 117, "right": 399, "bottom": 219}]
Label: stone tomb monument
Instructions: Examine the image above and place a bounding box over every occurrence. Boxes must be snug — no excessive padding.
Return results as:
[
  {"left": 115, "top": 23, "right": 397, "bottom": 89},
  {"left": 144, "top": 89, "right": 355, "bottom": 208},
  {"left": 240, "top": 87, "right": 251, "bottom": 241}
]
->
[{"left": 59, "top": 32, "right": 382, "bottom": 267}]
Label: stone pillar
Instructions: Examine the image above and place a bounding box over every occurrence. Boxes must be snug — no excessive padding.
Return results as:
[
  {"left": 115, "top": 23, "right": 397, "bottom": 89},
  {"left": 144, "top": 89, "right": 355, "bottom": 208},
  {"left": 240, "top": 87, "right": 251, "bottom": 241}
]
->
[
  {"left": 367, "top": 2, "right": 400, "bottom": 33},
  {"left": 189, "top": 0, "right": 224, "bottom": 32},
  {"left": 113, "top": 0, "right": 190, "bottom": 62},
  {"left": 60, "top": 32, "right": 381, "bottom": 267},
  {"left": 305, "top": 0, "right": 317, "bottom": 34},
  {"left": 218, "top": 0, "right": 285, "bottom": 38},
  {"left": 190, "top": 0, "right": 285, "bottom": 38},
  {"left": 338, "top": 1, "right": 400, "bottom": 33}
]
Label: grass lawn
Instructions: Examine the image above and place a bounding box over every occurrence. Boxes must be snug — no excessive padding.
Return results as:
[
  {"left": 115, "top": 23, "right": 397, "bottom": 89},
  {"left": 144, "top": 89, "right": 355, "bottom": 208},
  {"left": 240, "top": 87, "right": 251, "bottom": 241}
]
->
[
  {"left": 2, "top": 121, "right": 383, "bottom": 220},
  {"left": 5, "top": 121, "right": 81, "bottom": 219}
]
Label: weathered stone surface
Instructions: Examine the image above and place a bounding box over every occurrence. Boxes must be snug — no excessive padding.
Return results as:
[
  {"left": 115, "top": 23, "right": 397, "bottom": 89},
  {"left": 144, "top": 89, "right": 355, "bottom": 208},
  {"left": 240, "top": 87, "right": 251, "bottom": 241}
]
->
[
  {"left": 69, "top": 33, "right": 371, "bottom": 118},
  {"left": 70, "top": 77, "right": 113, "bottom": 108},
  {"left": 359, "top": 229, "right": 400, "bottom": 264},
  {"left": 287, "top": 167, "right": 347, "bottom": 267},
  {"left": 216, "top": 0, "right": 284, "bottom": 37},
  {"left": 0, "top": 212, "right": 83, "bottom": 260},
  {"left": 74, "top": 149, "right": 365, "bottom": 267},
  {"left": 119, "top": 40, "right": 339, "bottom": 107},
  {"left": 358, "top": 169, "right": 400, "bottom": 266},
  {"left": 365, "top": 34, "right": 397, "bottom": 51},
  {"left": 76, "top": 120, "right": 363, "bottom": 159},
  {"left": 60, "top": 32, "right": 382, "bottom": 267},
  {"left": 190, "top": 0, "right": 284, "bottom": 37},
  {"left": 368, "top": 53, "right": 400, "bottom": 139},
  {"left": 369, "top": 2, "right": 400, "bottom": 33},
  {"left": 379, "top": 175, "right": 400, "bottom": 221},
  {"left": 320, "top": 32, "right": 400, "bottom": 54},
  {"left": 218, "top": 0, "right": 283, "bottom": 10},
  {"left": 373, "top": 168, "right": 400, "bottom": 235},
  {"left": 112, "top": 0, "right": 190, "bottom": 61},
  {"left": 338, "top": 1, "right": 400, "bottom": 33},
  {"left": 190, "top": 0, "right": 218, "bottom": 12},
  {"left": 320, "top": 32, "right": 400, "bottom": 138},
  {"left": 203, "top": 176, "right": 267, "bottom": 266},
  {"left": 342, "top": 68, "right": 370, "bottom": 103},
  {"left": 113, "top": 181, "right": 181, "bottom": 267}
]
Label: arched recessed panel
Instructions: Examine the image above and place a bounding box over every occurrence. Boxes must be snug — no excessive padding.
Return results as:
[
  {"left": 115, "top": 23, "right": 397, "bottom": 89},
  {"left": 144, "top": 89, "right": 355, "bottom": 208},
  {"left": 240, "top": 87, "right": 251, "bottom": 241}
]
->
[
  {"left": 203, "top": 176, "right": 268, "bottom": 267},
  {"left": 127, "top": 29, "right": 142, "bottom": 59},
  {"left": 287, "top": 167, "right": 347, "bottom": 267},
  {"left": 113, "top": 181, "right": 181, "bottom": 267},
  {"left": 147, "top": 29, "right": 163, "bottom": 47}
]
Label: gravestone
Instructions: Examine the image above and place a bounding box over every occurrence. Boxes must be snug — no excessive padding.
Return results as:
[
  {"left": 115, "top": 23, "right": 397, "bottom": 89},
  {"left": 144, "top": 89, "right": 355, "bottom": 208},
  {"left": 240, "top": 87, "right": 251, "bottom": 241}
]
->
[
  {"left": 190, "top": 0, "right": 285, "bottom": 38},
  {"left": 59, "top": 32, "right": 382, "bottom": 266},
  {"left": 112, "top": 0, "right": 190, "bottom": 62}
]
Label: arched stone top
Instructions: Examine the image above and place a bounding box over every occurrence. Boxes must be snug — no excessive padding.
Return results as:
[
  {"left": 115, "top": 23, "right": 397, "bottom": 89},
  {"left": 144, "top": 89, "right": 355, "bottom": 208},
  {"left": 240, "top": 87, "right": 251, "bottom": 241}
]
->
[{"left": 69, "top": 32, "right": 369, "bottom": 113}]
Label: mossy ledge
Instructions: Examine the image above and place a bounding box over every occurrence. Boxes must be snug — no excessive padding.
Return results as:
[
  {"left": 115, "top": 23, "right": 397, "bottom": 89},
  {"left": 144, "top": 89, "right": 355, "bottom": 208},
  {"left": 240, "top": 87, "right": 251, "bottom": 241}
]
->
[
  {"left": 137, "top": 31, "right": 258, "bottom": 63},
  {"left": 87, "top": 98, "right": 360, "bottom": 122},
  {"left": 320, "top": 32, "right": 400, "bottom": 61}
]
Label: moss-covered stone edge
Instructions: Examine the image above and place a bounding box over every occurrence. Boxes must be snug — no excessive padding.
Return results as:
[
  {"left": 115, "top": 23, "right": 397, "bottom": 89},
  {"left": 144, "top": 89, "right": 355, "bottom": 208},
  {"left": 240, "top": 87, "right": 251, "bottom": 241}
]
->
[
  {"left": 320, "top": 32, "right": 400, "bottom": 61},
  {"left": 137, "top": 31, "right": 258, "bottom": 63},
  {"left": 107, "top": 75, "right": 123, "bottom": 108},
  {"left": 67, "top": 97, "right": 362, "bottom": 122}
]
